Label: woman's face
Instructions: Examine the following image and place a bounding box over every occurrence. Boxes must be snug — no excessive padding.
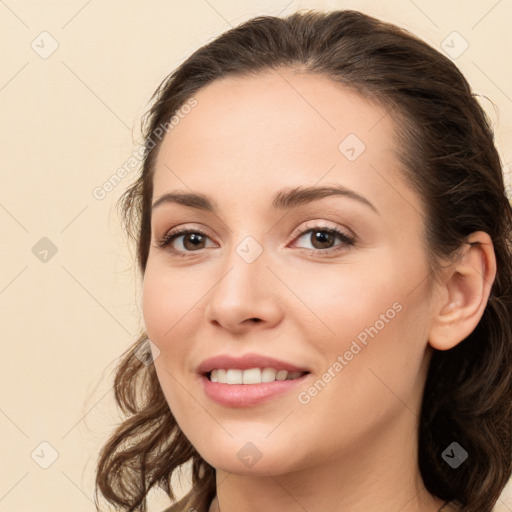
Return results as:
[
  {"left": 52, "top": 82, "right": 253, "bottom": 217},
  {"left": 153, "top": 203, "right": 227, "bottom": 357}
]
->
[{"left": 142, "top": 69, "right": 437, "bottom": 475}]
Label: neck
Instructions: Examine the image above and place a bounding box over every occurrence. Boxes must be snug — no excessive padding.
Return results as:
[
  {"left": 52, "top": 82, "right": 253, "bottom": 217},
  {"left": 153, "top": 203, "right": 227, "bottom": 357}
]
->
[{"left": 208, "top": 409, "right": 445, "bottom": 512}]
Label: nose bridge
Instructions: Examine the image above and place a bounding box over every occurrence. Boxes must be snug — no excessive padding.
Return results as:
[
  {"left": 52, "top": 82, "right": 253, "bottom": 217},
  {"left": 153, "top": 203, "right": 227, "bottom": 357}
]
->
[
  {"left": 204, "top": 231, "right": 282, "bottom": 329},
  {"left": 212, "top": 233, "right": 268, "bottom": 305}
]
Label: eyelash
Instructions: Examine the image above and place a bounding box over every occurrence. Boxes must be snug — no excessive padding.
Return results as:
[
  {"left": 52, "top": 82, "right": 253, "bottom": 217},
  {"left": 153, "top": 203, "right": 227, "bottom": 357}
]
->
[{"left": 156, "top": 223, "right": 356, "bottom": 258}]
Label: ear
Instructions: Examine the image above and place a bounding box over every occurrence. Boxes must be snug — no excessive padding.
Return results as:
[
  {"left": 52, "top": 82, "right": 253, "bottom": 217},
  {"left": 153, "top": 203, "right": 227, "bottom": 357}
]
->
[{"left": 428, "top": 231, "right": 497, "bottom": 351}]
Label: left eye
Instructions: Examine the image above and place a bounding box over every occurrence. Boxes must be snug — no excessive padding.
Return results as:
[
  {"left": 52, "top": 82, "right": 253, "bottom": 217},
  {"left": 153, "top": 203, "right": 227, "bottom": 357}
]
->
[{"left": 292, "top": 227, "right": 355, "bottom": 252}]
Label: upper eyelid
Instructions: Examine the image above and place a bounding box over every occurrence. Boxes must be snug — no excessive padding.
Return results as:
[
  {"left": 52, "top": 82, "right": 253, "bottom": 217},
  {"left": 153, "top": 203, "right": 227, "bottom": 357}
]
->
[
  {"left": 152, "top": 202, "right": 362, "bottom": 236},
  {"left": 160, "top": 220, "right": 347, "bottom": 238},
  {"left": 290, "top": 220, "right": 354, "bottom": 239}
]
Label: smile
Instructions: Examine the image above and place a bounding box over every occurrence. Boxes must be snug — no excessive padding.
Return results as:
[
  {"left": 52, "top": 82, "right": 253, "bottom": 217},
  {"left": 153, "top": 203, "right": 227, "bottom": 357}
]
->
[{"left": 209, "top": 368, "right": 307, "bottom": 384}]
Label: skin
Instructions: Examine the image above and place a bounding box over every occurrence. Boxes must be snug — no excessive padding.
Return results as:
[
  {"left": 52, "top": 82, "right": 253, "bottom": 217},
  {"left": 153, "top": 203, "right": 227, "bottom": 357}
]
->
[{"left": 142, "top": 68, "right": 496, "bottom": 512}]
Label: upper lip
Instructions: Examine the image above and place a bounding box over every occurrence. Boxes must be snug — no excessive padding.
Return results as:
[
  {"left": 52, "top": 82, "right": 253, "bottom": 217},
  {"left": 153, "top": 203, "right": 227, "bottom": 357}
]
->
[{"left": 197, "top": 353, "right": 310, "bottom": 374}]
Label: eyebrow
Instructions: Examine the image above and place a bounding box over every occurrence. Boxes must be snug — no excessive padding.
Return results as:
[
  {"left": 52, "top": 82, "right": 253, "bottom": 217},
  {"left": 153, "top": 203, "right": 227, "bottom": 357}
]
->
[{"left": 151, "top": 185, "right": 378, "bottom": 214}]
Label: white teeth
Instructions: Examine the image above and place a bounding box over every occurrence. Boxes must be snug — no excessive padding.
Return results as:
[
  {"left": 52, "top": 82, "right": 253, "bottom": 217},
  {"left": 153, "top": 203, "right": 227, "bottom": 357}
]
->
[
  {"left": 226, "top": 369, "right": 243, "bottom": 384},
  {"left": 261, "top": 367, "right": 276, "bottom": 382},
  {"left": 209, "top": 367, "right": 305, "bottom": 384},
  {"left": 242, "top": 368, "right": 261, "bottom": 384},
  {"left": 276, "top": 370, "right": 288, "bottom": 381}
]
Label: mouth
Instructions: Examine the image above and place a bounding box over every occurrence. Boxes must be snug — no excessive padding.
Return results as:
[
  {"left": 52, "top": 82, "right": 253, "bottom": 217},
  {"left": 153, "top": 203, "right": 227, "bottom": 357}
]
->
[
  {"left": 200, "top": 369, "right": 311, "bottom": 408},
  {"left": 205, "top": 368, "right": 310, "bottom": 384},
  {"left": 197, "top": 353, "right": 311, "bottom": 406}
]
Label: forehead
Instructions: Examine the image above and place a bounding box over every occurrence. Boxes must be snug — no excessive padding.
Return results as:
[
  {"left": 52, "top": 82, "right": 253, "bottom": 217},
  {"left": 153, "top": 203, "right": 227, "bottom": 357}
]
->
[{"left": 152, "top": 69, "right": 419, "bottom": 218}]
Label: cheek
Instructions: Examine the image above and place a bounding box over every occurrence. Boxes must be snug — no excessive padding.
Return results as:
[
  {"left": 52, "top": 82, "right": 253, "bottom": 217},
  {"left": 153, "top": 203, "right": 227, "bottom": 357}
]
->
[
  {"left": 141, "top": 271, "right": 169, "bottom": 343},
  {"left": 298, "top": 253, "right": 431, "bottom": 390},
  {"left": 291, "top": 259, "right": 402, "bottom": 345},
  {"left": 293, "top": 294, "right": 429, "bottom": 451},
  {"left": 141, "top": 267, "right": 202, "bottom": 419},
  {"left": 141, "top": 262, "right": 200, "bottom": 345}
]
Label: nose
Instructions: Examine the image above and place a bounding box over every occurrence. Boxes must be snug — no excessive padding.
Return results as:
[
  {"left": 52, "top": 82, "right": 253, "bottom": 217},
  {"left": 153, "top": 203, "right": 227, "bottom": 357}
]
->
[{"left": 204, "top": 243, "right": 284, "bottom": 334}]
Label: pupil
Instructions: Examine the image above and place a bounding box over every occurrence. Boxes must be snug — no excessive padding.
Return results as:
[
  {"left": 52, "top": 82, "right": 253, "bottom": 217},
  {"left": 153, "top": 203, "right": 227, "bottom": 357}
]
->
[
  {"left": 185, "top": 233, "right": 204, "bottom": 250},
  {"left": 313, "top": 230, "right": 334, "bottom": 249}
]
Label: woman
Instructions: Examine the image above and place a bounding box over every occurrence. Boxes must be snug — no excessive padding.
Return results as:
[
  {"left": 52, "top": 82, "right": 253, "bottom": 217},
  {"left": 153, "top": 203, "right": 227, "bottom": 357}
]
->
[{"left": 94, "top": 9, "right": 512, "bottom": 512}]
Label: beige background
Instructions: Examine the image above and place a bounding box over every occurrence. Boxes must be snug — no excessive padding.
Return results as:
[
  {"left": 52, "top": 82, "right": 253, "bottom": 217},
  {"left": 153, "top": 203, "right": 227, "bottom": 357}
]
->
[{"left": 0, "top": 0, "right": 511, "bottom": 511}]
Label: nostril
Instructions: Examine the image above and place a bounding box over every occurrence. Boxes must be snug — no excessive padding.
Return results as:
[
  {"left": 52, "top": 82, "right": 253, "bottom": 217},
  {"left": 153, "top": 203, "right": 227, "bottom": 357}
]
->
[{"left": 250, "top": 318, "right": 262, "bottom": 323}]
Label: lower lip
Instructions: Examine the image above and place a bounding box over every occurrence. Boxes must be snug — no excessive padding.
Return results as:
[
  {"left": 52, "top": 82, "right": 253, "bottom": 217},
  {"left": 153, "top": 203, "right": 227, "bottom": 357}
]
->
[{"left": 200, "top": 373, "right": 310, "bottom": 407}]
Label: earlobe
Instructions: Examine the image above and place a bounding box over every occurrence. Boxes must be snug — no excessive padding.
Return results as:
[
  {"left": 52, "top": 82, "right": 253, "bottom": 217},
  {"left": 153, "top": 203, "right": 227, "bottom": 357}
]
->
[{"left": 428, "top": 231, "right": 496, "bottom": 351}]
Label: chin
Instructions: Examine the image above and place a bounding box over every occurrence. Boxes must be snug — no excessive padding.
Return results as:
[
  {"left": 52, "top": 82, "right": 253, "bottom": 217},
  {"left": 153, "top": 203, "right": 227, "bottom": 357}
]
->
[
  {"left": 187, "top": 432, "right": 309, "bottom": 477},
  {"left": 200, "top": 449, "right": 297, "bottom": 477}
]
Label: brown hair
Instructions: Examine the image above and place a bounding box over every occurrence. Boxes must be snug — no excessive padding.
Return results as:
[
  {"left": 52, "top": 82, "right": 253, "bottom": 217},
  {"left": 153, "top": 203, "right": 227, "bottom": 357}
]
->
[{"left": 94, "top": 9, "right": 512, "bottom": 512}]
